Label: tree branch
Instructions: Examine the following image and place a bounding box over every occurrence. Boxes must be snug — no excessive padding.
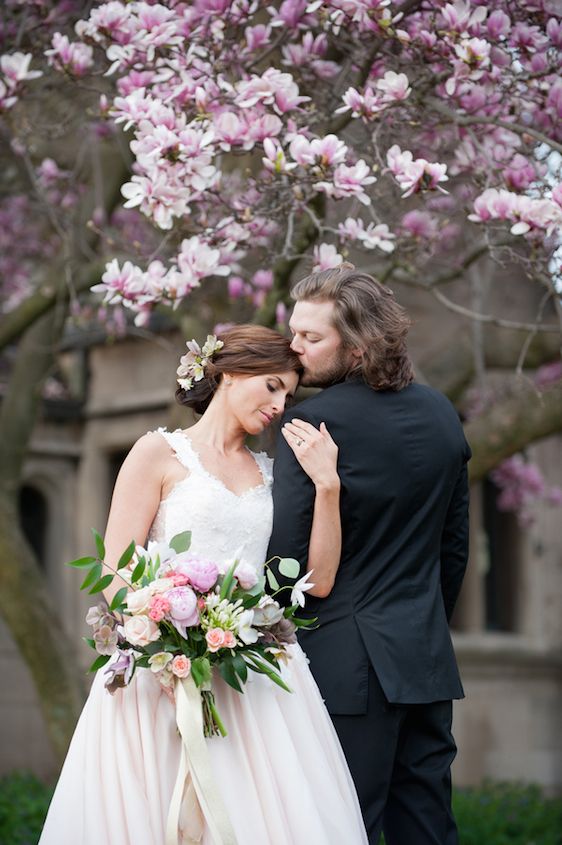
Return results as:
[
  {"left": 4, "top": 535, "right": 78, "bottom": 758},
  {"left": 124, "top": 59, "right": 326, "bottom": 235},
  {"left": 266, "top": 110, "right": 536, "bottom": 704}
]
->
[
  {"left": 465, "top": 380, "right": 562, "bottom": 481},
  {"left": 428, "top": 97, "right": 562, "bottom": 155}
]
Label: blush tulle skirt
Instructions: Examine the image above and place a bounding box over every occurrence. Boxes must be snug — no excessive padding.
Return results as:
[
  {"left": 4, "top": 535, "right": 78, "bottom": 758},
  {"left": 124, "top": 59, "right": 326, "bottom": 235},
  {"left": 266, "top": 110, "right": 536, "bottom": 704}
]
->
[{"left": 39, "top": 643, "right": 367, "bottom": 845}]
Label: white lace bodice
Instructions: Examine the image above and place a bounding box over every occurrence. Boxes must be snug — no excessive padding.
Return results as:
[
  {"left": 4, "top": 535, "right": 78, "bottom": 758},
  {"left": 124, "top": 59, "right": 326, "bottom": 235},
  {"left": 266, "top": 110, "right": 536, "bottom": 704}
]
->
[{"left": 148, "top": 428, "right": 274, "bottom": 574}]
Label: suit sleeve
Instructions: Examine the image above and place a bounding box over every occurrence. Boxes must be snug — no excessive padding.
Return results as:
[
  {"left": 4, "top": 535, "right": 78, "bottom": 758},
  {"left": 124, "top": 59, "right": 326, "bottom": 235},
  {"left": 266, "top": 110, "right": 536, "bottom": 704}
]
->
[
  {"left": 266, "top": 409, "right": 317, "bottom": 591},
  {"left": 440, "top": 440, "right": 471, "bottom": 621}
]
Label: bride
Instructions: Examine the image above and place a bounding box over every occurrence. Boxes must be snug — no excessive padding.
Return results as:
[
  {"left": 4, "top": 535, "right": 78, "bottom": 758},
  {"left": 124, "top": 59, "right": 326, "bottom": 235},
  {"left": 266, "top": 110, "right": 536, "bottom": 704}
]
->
[{"left": 39, "top": 324, "right": 367, "bottom": 845}]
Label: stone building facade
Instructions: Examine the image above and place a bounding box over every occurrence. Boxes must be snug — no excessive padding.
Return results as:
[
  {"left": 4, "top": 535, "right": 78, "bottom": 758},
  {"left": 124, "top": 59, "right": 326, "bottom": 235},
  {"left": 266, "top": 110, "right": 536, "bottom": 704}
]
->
[{"left": 1, "top": 328, "right": 561, "bottom": 793}]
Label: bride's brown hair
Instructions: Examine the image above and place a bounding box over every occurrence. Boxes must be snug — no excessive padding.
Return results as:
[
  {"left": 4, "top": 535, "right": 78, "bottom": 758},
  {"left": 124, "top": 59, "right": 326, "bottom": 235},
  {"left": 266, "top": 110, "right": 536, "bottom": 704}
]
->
[{"left": 176, "top": 324, "right": 302, "bottom": 415}]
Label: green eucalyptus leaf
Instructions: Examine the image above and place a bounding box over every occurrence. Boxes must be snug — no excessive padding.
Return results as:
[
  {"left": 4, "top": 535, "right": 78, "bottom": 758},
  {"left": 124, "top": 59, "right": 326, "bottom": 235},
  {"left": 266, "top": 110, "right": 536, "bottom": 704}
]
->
[
  {"left": 266, "top": 568, "right": 280, "bottom": 591},
  {"left": 170, "top": 531, "right": 192, "bottom": 554},
  {"left": 92, "top": 528, "right": 105, "bottom": 560},
  {"left": 117, "top": 540, "right": 136, "bottom": 570},
  {"left": 130, "top": 559, "right": 146, "bottom": 584},
  {"left": 80, "top": 563, "right": 102, "bottom": 591},
  {"left": 89, "top": 574, "right": 113, "bottom": 595},
  {"left": 109, "top": 586, "right": 129, "bottom": 611},
  {"left": 278, "top": 558, "right": 300, "bottom": 579},
  {"left": 67, "top": 556, "right": 98, "bottom": 568}
]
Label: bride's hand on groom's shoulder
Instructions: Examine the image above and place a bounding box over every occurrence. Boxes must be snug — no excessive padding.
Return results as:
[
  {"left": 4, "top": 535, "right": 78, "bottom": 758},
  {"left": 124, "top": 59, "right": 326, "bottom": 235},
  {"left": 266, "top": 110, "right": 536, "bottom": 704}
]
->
[{"left": 282, "top": 419, "right": 340, "bottom": 492}]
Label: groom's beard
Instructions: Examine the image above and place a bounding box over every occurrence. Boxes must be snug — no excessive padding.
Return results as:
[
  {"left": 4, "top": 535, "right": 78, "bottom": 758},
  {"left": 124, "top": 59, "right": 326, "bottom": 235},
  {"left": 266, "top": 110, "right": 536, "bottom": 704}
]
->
[{"left": 299, "top": 356, "right": 352, "bottom": 388}]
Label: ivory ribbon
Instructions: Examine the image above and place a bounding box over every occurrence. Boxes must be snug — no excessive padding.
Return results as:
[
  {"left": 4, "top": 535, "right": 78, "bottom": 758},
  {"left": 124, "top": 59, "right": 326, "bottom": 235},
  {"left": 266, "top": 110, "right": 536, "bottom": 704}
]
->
[{"left": 166, "top": 677, "right": 238, "bottom": 845}]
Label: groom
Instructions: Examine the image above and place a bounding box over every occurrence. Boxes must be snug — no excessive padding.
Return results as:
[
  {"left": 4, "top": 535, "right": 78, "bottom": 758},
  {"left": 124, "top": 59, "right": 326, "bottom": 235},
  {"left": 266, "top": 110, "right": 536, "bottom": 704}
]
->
[{"left": 267, "top": 264, "right": 471, "bottom": 845}]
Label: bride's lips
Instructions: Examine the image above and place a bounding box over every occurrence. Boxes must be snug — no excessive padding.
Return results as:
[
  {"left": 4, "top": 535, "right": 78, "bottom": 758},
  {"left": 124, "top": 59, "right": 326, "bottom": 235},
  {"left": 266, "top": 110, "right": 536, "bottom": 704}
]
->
[{"left": 259, "top": 410, "right": 273, "bottom": 425}]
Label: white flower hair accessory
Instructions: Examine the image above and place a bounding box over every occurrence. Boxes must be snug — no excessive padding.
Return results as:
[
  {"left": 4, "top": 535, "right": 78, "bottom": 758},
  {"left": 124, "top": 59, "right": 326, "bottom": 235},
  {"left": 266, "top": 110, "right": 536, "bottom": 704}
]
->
[{"left": 176, "top": 334, "right": 224, "bottom": 391}]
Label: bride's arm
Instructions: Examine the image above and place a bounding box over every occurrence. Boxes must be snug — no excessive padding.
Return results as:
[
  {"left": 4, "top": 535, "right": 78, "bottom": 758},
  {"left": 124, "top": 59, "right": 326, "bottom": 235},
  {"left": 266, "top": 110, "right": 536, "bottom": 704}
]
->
[
  {"left": 281, "top": 419, "right": 341, "bottom": 599},
  {"left": 101, "top": 433, "right": 166, "bottom": 603}
]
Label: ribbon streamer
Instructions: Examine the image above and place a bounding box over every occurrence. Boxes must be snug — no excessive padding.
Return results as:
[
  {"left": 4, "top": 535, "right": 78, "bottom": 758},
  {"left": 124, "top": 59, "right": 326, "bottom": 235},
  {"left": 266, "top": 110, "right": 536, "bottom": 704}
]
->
[{"left": 166, "top": 677, "right": 238, "bottom": 845}]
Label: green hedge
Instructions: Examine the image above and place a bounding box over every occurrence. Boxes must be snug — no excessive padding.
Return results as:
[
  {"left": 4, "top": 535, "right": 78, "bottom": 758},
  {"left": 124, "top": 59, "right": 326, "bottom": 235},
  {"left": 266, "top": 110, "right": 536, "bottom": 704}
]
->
[
  {"left": 1, "top": 772, "right": 561, "bottom": 845},
  {"left": 0, "top": 773, "right": 53, "bottom": 845}
]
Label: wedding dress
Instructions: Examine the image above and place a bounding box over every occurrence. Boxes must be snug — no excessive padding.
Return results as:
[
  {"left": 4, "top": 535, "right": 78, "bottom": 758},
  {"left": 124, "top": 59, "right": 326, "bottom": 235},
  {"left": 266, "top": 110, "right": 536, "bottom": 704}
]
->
[{"left": 39, "top": 428, "right": 367, "bottom": 845}]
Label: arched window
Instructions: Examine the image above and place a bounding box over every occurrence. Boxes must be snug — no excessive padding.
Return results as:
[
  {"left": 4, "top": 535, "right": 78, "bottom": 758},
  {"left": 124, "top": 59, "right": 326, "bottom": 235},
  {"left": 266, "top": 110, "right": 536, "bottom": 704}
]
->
[{"left": 19, "top": 484, "right": 49, "bottom": 569}]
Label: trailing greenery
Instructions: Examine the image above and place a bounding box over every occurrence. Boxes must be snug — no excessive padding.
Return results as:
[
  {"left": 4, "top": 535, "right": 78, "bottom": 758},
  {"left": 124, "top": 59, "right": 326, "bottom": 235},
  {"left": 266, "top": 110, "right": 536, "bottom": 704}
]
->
[{"left": 1, "top": 773, "right": 561, "bottom": 845}]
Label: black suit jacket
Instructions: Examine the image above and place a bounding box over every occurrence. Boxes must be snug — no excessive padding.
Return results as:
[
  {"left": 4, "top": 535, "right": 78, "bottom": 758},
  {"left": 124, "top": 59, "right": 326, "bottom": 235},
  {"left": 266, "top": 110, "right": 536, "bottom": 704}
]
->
[{"left": 267, "top": 381, "right": 471, "bottom": 714}]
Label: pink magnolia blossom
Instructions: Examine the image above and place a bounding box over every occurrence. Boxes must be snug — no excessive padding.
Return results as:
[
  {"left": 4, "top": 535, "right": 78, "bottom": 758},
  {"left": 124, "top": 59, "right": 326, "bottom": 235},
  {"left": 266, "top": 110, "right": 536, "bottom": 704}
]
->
[
  {"left": 386, "top": 145, "right": 448, "bottom": 198},
  {"left": 400, "top": 209, "right": 439, "bottom": 239},
  {"left": 487, "top": 10, "right": 511, "bottom": 40},
  {"left": 316, "top": 159, "right": 376, "bottom": 204},
  {"left": 45, "top": 33, "right": 94, "bottom": 76},
  {"left": 0, "top": 52, "right": 42, "bottom": 87},
  {"left": 252, "top": 269, "right": 274, "bottom": 290},
  {"left": 337, "top": 217, "right": 395, "bottom": 252},
  {"left": 312, "top": 243, "right": 343, "bottom": 272},
  {"left": 441, "top": 1, "right": 487, "bottom": 34},
  {"left": 376, "top": 70, "right": 411, "bottom": 102},
  {"left": 289, "top": 134, "right": 347, "bottom": 167},
  {"left": 262, "top": 137, "right": 296, "bottom": 173},
  {"left": 235, "top": 68, "right": 309, "bottom": 114}
]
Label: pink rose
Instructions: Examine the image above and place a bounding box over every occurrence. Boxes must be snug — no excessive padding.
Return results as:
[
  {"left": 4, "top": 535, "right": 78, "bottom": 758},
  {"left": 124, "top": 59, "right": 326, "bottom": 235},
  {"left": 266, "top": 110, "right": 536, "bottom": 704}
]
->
[
  {"left": 148, "top": 595, "right": 171, "bottom": 623},
  {"left": 166, "top": 586, "right": 199, "bottom": 636},
  {"left": 222, "top": 630, "right": 236, "bottom": 649},
  {"left": 123, "top": 614, "right": 161, "bottom": 647},
  {"left": 171, "top": 655, "right": 192, "bottom": 678},
  {"left": 171, "top": 573, "right": 190, "bottom": 587},
  {"left": 234, "top": 562, "right": 258, "bottom": 590},
  {"left": 206, "top": 628, "right": 226, "bottom": 653},
  {"left": 175, "top": 554, "right": 219, "bottom": 592}
]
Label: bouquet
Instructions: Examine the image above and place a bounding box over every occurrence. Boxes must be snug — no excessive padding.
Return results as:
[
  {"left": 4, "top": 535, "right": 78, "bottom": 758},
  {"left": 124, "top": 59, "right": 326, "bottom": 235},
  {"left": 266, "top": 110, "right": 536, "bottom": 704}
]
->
[{"left": 68, "top": 529, "right": 315, "bottom": 737}]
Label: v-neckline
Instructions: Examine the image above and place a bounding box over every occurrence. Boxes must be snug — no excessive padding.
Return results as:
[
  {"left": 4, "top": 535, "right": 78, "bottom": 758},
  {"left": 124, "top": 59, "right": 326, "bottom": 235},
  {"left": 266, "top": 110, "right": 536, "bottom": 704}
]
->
[{"left": 175, "top": 430, "right": 267, "bottom": 499}]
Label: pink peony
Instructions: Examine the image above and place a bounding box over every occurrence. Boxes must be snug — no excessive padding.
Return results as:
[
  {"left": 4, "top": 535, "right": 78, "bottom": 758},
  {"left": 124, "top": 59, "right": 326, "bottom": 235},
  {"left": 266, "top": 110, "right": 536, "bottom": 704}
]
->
[
  {"left": 171, "top": 655, "right": 192, "bottom": 678},
  {"left": 206, "top": 628, "right": 226, "bottom": 653},
  {"left": 166, "top": 586, "right": 199, "bottom": 635},
  {"left": 175, "top": 555, "right": 219, "bottom": 592}
]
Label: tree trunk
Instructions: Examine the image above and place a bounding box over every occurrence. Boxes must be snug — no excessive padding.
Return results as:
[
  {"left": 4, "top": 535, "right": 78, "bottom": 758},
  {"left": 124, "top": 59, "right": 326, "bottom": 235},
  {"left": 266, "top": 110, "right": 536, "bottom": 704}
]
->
[
  {"left": 0, "top": 307, "right": 86, "bottom": 764},
  {"left": 0, "top": 495, "right": 86, "bottom": 763}
]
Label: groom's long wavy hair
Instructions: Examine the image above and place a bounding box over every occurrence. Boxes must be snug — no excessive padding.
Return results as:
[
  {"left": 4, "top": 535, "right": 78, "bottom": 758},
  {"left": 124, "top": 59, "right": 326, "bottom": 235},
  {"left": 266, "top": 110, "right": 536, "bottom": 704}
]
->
[
  {"left": 291, "top": 263, "right": 414, "bottom": 391},
  {"left": 176, "top": 324, "right": 302, "bottom": 414}
]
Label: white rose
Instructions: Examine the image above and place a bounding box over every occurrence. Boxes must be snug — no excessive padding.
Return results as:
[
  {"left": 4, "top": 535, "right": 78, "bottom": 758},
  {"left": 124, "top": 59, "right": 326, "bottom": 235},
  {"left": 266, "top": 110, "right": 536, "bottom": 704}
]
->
[
  {"left": 151, "top": 577, "right": 175, "bottom": 594},
  {"left": 126, "top": 586, "right": 153, "bottom": 615},
  {"left": 123, "top": 614, "right": 161, "bottom": 647}
]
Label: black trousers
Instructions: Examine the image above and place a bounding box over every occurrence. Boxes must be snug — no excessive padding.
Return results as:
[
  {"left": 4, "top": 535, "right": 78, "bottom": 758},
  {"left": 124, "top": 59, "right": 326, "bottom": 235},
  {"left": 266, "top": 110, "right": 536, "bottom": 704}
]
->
[{"left": 331, "top": 668, "right": 458, "bottom": 845}]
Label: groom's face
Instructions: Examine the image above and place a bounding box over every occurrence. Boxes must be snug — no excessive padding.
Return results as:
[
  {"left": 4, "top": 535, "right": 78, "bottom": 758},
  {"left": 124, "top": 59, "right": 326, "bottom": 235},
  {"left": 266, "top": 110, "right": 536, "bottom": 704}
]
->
[{"left": 289, "top": 299, "right": 352, "bottom": 387}]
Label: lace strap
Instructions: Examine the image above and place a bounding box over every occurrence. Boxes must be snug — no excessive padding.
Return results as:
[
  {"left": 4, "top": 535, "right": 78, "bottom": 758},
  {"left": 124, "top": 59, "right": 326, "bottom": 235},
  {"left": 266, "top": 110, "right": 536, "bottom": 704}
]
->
[
  {"left": 251, "top": 450, "right": 273, "bottom": 487},
  {"left": 156, "top": 427, "right": 201, "bottom": 473}
]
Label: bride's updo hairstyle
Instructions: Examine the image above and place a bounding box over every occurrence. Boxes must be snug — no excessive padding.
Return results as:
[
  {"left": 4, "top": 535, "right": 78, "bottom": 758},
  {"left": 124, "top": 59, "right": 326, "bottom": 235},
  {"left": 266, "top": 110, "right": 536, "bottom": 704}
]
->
[{"left": 176, "top": 324, "right": 302, "bottom": 415}]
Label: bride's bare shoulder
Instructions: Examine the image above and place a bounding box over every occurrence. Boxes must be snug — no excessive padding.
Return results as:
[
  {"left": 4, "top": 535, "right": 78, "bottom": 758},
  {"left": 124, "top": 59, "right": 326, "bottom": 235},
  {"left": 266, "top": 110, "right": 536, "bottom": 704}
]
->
[{"left": 123, "top": 430, "right": 174, "bottom": 470}]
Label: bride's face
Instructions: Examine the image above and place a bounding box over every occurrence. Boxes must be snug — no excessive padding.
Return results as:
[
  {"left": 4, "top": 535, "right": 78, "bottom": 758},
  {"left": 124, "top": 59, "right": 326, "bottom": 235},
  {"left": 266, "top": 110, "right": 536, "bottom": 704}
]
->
[{"left": 225, "top": 370, "right": 299, "bottom": 435}]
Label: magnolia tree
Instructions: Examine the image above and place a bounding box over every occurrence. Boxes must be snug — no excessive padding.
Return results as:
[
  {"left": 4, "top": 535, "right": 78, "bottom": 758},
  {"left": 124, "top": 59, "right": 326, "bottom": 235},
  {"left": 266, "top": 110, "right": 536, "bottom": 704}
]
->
[{"left": 1, "top": 0, "right": 562, "bottom": 763}]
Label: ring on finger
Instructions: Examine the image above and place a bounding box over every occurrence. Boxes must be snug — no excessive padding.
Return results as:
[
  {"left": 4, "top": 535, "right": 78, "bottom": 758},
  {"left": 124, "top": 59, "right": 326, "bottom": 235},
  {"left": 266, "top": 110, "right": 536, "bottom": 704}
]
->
[{"left": 296, "top": 438, "right": 304, "bottom": 447}]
